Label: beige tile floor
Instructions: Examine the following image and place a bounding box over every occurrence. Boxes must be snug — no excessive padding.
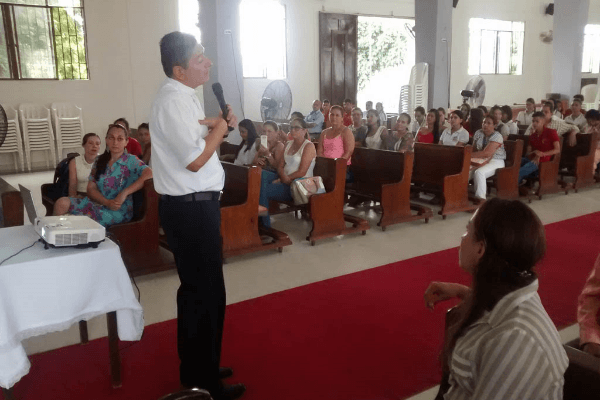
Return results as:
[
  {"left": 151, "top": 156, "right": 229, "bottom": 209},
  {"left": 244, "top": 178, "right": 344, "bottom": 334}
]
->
[{"left": 3, "top": 171, "right": 599, "bottom": 399}]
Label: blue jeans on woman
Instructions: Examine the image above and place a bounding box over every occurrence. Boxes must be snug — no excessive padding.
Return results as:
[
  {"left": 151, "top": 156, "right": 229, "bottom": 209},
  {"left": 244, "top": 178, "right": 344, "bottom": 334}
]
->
[
  {"left": 259, "top": 169, "right": 293, "bottom": 228},
  {"left": 518, "top": 157, "right": 539, "bottom": 184}
]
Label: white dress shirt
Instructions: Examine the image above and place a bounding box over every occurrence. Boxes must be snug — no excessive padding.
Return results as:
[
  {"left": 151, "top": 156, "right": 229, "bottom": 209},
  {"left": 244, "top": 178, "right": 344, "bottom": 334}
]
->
[
  {"left": 564, "top": 113, "right": 587, "bottom": 132},
  {"left": 149, "top": 78, "right": 224, "bottom": 195}
]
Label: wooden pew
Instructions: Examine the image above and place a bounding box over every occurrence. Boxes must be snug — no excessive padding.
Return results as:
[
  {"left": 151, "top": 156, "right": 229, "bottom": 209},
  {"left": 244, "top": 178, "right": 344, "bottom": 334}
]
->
[
  {"left": 559, "top": 132, "right": 599, "bottom": 192},
  {"left": 219, "top": 141, "right": 240, "bottom": 159},
  {"left": 268, "top": 157, "right": 369, "bottom": 244},
  {"left": 346, "top": 147, "right": 433, "bottom": 230},
  {"left": 563, "top": 339, "right": 600, "bottom": 400},
  {"left": 486, "top": 139, "right": 523, "bottom": 200},
  {"left": 307, "top": 157, "right": 370, "bottom": 244},
  {"left": 411, "top": 143, "right": 477, "bottom": 218},
  {"left": 220, "top": 162, "right": 292, "bottom": 258},
  {"left": 0, "top": 177, "right": 24, "bottom": 228}
]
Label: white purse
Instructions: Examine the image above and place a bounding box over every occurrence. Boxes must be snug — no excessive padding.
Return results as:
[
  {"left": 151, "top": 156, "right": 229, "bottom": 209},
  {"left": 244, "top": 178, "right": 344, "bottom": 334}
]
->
[{"left": 290, "top": 176, "right": 326, "bottom": 205}]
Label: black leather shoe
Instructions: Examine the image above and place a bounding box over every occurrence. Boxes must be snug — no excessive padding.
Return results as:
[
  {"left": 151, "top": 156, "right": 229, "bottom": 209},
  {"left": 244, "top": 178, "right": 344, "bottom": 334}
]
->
[
  {"left": 214, "top": 383, "right": 246, "bottom": 400},
  {"left": 219, "top": 367, "right": 233, "bottom": 379}
]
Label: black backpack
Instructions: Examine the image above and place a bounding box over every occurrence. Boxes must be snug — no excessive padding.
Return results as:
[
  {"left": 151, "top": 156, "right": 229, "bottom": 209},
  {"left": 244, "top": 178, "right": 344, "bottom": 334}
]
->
[{"left": 46, "top": 153, "right": 80, "bottom": 201}]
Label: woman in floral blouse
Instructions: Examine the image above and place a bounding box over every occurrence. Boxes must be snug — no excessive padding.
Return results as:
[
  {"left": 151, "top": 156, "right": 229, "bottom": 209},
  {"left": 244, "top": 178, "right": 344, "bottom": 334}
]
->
[{"left": 53, "top": 123, "right": 152, "bottom": 227}]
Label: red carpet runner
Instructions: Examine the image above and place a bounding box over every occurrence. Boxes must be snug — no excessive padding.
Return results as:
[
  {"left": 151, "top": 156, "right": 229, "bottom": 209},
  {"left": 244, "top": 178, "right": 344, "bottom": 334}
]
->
[{"left": 5, "top": 212, "right": 600, "bottom": 400}]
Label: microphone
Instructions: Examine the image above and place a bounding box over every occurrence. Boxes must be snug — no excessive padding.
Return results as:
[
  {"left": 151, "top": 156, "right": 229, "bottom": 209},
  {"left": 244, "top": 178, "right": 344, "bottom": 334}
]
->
[{"left": 211, "top": 82, "right": 234, "bottom": 132}]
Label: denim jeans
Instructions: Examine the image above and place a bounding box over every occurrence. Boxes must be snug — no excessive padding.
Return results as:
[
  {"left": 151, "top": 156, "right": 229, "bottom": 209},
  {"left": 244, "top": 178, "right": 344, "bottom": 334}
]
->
[
  {"left": 258, "top": 169, "right": 293, "bottom": 228},
  {"left": 518, "top": 157, "right": 539, "bottom": 184}
]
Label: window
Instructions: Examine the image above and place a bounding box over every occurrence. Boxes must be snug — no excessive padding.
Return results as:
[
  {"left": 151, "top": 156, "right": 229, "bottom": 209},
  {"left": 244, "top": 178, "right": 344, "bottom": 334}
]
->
[
  {"left": 178, "top": 0, "right": 200, "bottom": 44},
  {"left": 239, "top": 0, "right": 286, "bottom": 79},
  {"left": 0, "top": 0, "right": 88, "bottom": 80},
  {"left": 468, "top": 18, "right": 524, "bottom": 76},
  {"left": 582, "top": 24, "right": 600, "bottom": 73}
]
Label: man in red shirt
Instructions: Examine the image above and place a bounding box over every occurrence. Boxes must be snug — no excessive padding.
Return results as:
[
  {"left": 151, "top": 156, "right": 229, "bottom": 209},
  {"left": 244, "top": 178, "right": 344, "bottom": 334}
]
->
[
  {"left": 342, "top": 98, "right": 354, "bottom": 127},
  {"left": 518, "top": 111, "right": 560, "bottom": 186},
  {"left": 322, "top": 99, "right": 331, "bottom": 129}
]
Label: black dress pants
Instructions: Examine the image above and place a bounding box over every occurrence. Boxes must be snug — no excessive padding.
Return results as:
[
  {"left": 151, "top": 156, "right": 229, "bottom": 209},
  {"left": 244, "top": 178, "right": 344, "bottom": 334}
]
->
[{"left": 159, "top": 198, "right": 225, "bottom": 394}]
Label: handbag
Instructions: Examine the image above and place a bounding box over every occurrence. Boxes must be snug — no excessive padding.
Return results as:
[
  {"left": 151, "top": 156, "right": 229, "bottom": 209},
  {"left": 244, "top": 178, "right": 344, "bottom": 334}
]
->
[{"left": 290, "top": 176, "right": 326, "bottom": 205}]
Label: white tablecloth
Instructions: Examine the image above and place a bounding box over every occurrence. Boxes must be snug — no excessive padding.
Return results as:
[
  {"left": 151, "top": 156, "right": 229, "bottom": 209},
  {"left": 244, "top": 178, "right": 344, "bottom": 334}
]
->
[{"left": 0, "top": 225, "right": 144, "bottom": 389}]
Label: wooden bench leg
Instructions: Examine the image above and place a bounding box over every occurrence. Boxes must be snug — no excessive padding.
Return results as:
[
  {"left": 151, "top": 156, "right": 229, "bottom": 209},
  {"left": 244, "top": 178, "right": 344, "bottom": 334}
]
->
[
  {"left": 1, "top": 387, "right": 15, "bottom": 400},
  {"left": 79, "top": 320, "right": 89, "bottom": 344},
  {"left": 107, "top": 311, "right": 121, "bottom": 388}
]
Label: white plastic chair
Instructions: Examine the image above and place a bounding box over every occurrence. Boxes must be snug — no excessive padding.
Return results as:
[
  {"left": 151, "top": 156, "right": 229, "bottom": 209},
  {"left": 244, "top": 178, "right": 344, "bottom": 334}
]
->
[
  {"left": 0, "top": 105, "right": 25, "bottom": 173},
  {"left": 18, "top": 103, "right": 57, "bottom": 171},
  {"left": 581, "top": 84, "right": 598, "bottom": 110},
  {"left": 51, "top": 102, "right": 85, "bottom": 160}
]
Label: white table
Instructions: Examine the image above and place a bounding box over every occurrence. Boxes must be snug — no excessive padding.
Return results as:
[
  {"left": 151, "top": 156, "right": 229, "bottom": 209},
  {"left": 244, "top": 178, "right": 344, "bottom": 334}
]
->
[{"left": 0, "top": 225, "right": 144, "bottom": 392}]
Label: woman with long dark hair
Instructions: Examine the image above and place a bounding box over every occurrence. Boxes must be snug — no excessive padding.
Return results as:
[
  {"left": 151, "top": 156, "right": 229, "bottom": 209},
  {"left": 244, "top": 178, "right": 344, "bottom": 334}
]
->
[
  {"left": 53, "top": 123, "right": 152, "bottom": 227},
  {"left": 424, "top": 198, "right": 568, "bottom": 399},
  {"left": 415, "top": 109, "right": 440, "bottom": 144},
  {"left": 233, "top": 119, "right": 259, "bottom": 166}
]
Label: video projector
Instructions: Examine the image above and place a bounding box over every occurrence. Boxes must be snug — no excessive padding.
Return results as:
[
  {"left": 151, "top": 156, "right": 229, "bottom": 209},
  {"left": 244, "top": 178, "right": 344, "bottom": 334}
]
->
[{"left": 34, "top": 216, "right": 106, "bottom": 249}]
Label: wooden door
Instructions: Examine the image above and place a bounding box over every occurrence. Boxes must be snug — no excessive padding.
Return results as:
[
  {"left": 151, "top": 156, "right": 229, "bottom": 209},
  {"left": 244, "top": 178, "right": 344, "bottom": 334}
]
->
[{"left": 319, "top": 13, "right": 357, "bottom": 106}]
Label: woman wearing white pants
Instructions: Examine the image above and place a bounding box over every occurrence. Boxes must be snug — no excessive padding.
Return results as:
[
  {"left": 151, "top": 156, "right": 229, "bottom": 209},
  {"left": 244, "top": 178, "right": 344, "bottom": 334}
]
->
[{"left": 469, "top": 115, "right": 506, "bottom": 203}]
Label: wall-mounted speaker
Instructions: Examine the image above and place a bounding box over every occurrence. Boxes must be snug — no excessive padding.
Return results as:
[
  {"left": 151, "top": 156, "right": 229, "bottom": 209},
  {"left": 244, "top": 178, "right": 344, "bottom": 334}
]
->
[
  {"left": 545, "top": 3, "right": 554, "bottom": 15},
  {"left": 453, "top": 0, "right": 459, "bottom": 8}
]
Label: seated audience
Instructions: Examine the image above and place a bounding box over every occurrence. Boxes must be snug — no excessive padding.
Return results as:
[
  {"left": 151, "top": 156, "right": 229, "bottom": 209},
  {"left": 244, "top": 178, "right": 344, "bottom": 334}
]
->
[
  {"left": 585, "top": 109, "right": 600, "bottom": 175},
  {"left": 114, "top": 117, "right": 142, "bottom": 158},
  {"left": 410, "top": 106, "right": 427, "bottom": 134},
  {"left": 564, "top": 99, "right": 587, "bottom": 132},
  {"left": 437, "top": 107, "right": 451, "bottom": 130},
  {"left": 459, "top": 103, "right": 471, "bottom": 134},
  {"left": 490, "top": 106, "right": 509, "bottom": 139},
  {"left": 516, "top": 97, "right": 536, "bottom": 126},
  {"left": 439, "top": 110, "right": 469, "bottom": 147},
  {"left": 350, "top": 107, "right": 367, "bottom": 145},
  {"left": 322, "top": 99, "right": 331, "bottom": 129},
  {"left": 363, "top": 109, "right": 386, "bottom": 149},
  {"left": 578, "top": 253, "right": 600, "bottom": 357},
  {"left": 424, "top": 198, "right": 568, "bottom": 399},
  {"left": 363, "top": 100, "right": 374, "bottom": 118},
  {"left": 525, "top": 101, "right": 579, "bottom": 146},
  {"left": 318, "top": 105, "right": 354, "bottom": 164},
  {"left": 305, "top": 99, "right": 324, "bottom": 140},
  {"left": 500, "top": 105, "right": 518, "bottom": 136},
  {"left": 381, "top": 112, "right": 414, "bottom": 152},
  {"left": 469, "top": 108, "right": 484, "bottom": 135},
  {"left": 342, "top": 98, "right": 354, "bottom": 127},
  {"left": 53, "top": 123, "right": 152, "bottom": 227},
  {"left": 477, "top": 105, "right": 488, "bottom": 116},
  {"left": 553, "top": 99, "right": 564, "bottom": 119},
  {"left": 415, "top": 109, "right": 439, "bottom": 144},
  {"left": 469, "top": 114, "right": 505, "bottom": 203},
  {"left": 138, "top": 123, "right": 151, "bottom": 165},
  {"left": 68, "top": 133, "right": 101, "bottom": 197},
  {"left": 259, "top": 118, "right": 316, "bottom": 227},
  {"left": 376, "top": 102, "right": 387, "bottom": 125},
  {"left": 233, "top": 119, "right": 259, "bottom": 166},
  {"left": 254, "top": 120, "right": 285, "bottom": 172},
  {"left": 518, "top": 111, "right": 561, "bottom": 188}
]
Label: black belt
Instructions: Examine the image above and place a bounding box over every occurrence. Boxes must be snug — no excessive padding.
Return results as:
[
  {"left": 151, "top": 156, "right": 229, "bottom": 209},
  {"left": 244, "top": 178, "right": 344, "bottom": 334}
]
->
[{"left": 160, "top": 191, "right": 222, "bottom": 202}]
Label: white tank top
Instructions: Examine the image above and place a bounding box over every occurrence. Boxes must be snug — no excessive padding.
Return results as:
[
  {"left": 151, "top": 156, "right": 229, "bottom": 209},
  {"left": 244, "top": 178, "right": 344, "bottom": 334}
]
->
[
  {"left": 283, "top": 140, "right": 315, "bottom": 178},
  {"left": 365, "top": 126, "right": 385, "bottom": 149},
  {"left": 74, "top": 155, "right": 95, "bottom": 193}
]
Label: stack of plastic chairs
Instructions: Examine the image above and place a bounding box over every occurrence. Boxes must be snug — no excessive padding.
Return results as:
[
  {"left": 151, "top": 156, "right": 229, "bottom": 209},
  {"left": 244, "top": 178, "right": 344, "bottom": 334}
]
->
[
  {"left": 18, "top": 103, "right": 57, "bottom": 171},
  {"left": 0, "top": 105, "right": 25, "bottom": 173},
  {"left": 51, "top": 102, "right": 84, "bottom": 160}
]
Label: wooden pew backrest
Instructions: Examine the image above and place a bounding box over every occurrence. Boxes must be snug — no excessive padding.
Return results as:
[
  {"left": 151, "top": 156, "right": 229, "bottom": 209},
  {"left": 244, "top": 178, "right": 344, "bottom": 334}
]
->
[
  {"left": 412, "top": 143, "right": 468, "bottom": 185},
  {"left": 0, "top": 178, "right": 24, "bottom": 227}
]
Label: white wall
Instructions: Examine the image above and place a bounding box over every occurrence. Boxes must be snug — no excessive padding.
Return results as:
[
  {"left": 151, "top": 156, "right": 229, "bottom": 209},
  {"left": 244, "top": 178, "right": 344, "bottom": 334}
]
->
[
  {"left": 449, "top": 0, "right": 554, "bottom": 108},
  {"left": 0, "top": 0, "right": 179, "bottom": 173},
  {"left": 242, "top": 0, "right": 414, "bottom": 122}
]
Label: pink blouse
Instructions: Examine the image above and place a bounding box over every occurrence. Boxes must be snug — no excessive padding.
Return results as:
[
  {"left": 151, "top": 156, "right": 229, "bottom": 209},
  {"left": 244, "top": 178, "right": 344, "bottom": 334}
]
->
[
  {"left": 323, "top": 133, "right": 351, "bottom": 165},
  {"left": 578, "top": 253, "right": 600, "bottom": 346}
]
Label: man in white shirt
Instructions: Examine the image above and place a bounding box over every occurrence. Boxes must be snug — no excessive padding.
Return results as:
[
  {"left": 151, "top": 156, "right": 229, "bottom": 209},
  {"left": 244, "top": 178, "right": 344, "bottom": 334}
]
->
[
  {"left": 305, "top": 99, "right": 324, "bottom": 139},
  {"left": 501, "top": 105, "right": 518, "bottom": 136},
  {"left": 516, "top": 97, "right": 536, "bottom": 126},
  {"left": 149, "top": 32, "right": 245, "bottom": 400},
  {"left": 525, "top": 101, "right": 580, "bottom": 146},
  {"left": 564, "top": 99, "right": 587, "bottom": 132}
]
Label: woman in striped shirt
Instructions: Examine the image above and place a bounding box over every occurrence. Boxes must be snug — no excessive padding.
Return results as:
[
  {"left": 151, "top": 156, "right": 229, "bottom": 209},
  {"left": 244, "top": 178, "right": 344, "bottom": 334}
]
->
[{"left": 424, "top": 198, "right": 568, "bottom": 400}]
